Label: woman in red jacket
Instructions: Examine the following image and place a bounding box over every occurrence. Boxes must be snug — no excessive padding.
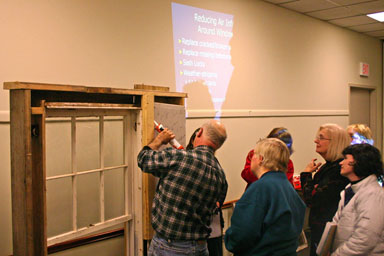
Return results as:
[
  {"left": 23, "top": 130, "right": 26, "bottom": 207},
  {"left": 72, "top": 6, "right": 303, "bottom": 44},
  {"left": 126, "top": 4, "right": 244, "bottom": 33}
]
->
[{"left": 241, "top": 127, "right": 294, "bottom": 189}]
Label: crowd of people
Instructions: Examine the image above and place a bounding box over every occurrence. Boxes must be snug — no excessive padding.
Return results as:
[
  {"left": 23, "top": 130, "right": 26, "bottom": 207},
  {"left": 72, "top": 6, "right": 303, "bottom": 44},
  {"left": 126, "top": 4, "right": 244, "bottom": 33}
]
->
[{"left": 137, "top": 120, "right": 384, "bottom": 256}]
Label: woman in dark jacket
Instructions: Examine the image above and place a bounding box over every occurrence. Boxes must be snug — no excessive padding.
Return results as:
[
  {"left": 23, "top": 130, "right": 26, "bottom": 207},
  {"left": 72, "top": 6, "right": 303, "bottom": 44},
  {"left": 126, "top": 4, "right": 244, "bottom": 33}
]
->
[{"left": 300, "top": 123, "right": 350, "bottom": 256}]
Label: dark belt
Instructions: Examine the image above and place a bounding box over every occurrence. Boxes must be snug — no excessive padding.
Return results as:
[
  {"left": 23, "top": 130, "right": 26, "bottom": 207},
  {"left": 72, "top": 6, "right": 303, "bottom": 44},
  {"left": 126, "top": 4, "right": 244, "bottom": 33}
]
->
[{"left": 156, "top": 233, "right": 207, "bottom": 245}]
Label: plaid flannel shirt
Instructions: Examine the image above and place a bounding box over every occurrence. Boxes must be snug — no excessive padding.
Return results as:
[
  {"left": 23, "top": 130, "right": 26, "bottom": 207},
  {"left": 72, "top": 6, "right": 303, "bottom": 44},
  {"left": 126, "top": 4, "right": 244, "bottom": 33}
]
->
[{"left": 138, "top": 145, "right": 228, "bottom": 240}]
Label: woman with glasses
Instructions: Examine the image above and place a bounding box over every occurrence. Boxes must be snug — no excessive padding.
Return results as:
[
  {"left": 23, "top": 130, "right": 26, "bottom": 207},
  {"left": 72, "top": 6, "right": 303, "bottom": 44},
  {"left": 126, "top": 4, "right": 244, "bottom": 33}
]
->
[
  {"left": 327, "top": 143, "right": 384, "bottom": 255},
  {"left": 300, "top": 123, "right": 350, "bottom": 256}
]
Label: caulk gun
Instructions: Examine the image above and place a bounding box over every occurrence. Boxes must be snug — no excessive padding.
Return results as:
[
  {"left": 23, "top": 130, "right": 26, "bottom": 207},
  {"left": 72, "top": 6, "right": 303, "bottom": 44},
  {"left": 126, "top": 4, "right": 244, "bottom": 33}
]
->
[{"left": 154, "top": 121, "right": 184, "bottom": 150}]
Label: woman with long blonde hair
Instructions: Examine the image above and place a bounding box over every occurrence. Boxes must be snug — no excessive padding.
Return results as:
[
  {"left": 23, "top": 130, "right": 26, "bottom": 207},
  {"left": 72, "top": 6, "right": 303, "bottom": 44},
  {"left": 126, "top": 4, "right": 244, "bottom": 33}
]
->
[{"left": 300, "top": 123, "right": 350, "bottom": 256}]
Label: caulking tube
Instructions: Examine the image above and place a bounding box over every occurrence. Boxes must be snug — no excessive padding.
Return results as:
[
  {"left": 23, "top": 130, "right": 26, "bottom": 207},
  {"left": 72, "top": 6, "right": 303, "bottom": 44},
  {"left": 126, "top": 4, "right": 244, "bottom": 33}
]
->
[{"left": 154, "top": 121, "right": 184, "bottom": 150}]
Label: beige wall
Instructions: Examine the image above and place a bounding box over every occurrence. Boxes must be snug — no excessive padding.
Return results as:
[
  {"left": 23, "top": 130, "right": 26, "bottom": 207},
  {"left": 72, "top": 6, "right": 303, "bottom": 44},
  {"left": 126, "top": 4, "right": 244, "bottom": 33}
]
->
[
  {"left": 0, "top": 0, "right": 382, "bottom": 254},
  {"left": 185, "top": 0, "right": 382, "bottom": 199}
]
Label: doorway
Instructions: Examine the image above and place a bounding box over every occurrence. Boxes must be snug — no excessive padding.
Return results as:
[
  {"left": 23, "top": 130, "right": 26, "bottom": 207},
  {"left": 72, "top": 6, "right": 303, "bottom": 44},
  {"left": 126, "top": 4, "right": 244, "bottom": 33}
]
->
[{"left": 349, "top": 85, "right": 377, "bottom": 145}]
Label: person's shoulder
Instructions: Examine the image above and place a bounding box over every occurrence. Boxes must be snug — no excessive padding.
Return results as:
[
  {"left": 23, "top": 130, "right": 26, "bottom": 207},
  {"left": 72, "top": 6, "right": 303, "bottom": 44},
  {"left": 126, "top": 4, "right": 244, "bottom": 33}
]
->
[
  {"left": 264, "top": 171, "right": 289, "bottom": 186},
  {"left": 263, "top": 171, "right": 285, "bottom": 178},
  {"left": 329, "top": 159, "right": 343, "bottom": 168},
  {"left": 355, "top": 181, "right": 384, "bottom": 208},
  {"left": 321, "top": 161, "right": 346, "bottom": 179},
  {"left": 360, "top": 177, "right": 384, "bottom": 196},
  {"left": 194, "top": 145, "right": 214, "bottom": 152},
  {"left": 161, "top": 147, "right": 190, "bottom": 160},
  {"left": 185, "top": 146, "right": 205, "bottom": 157},
  {"left": 163, "top": 146, "right": 185, "bottom": 154},
  {"left": 191, "top": 146, "right": 217, "bottom": 159},
  {"left": 239, "top": 182, "right": 263, "bottom": 203},
  {"left": 182, "top": 147, "right": 214, "bottom": 166},
  {"left": 244, "top": 175, "right": 278, "bottom": 201},
  {"left": 249, "top": 172, "right": 279, "bottom": 189},
  {"left": 367, "top": 184, "right": 384, "bottom": 197}
]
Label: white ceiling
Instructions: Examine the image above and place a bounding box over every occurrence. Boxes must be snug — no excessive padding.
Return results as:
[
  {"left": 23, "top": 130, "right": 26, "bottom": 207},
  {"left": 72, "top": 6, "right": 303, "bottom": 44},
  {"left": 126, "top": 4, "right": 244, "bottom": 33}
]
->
[{"left": 263, "top": 0, "right": 384, "bottom": 39}]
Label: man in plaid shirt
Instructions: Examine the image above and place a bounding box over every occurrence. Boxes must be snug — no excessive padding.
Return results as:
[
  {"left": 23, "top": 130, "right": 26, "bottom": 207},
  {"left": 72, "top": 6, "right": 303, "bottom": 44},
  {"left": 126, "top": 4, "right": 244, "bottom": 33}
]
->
[{"left": 138, "top": 120, "right": 228, "bottom": 256}]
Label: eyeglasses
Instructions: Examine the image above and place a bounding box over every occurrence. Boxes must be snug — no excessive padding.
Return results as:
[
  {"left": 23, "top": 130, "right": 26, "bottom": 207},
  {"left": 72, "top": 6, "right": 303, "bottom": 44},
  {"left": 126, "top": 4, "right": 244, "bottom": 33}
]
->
[{"left": 315, "top": 136, "right": 331, "bottom": 141}]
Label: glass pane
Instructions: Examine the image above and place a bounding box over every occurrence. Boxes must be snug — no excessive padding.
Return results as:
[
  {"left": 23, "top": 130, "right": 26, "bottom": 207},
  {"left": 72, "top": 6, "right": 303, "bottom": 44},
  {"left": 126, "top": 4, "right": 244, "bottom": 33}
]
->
[
  {"left": 46, "top": 118, "right": 71, "bottom": 177},
  {"left": 104, "top": 117, "right": 124, "bottom": 167},
  {"left": 77, "top": 117, "right": 100, "bottom": 172},
  {"left": 105, "top": 168, "right": 125, "bottom": 220},
  {"left": 47, "top": 178, "right": 73, "bottom": 237},
  {"left": 77, "top": 172, "right": 100, "bottom": 229}
]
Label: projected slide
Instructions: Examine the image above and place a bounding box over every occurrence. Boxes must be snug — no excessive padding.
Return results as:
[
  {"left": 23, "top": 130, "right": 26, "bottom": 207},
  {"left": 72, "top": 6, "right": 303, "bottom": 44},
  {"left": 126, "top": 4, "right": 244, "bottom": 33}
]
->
[{"left": 172, "top": 3, "right": 234, "bottom": 117}]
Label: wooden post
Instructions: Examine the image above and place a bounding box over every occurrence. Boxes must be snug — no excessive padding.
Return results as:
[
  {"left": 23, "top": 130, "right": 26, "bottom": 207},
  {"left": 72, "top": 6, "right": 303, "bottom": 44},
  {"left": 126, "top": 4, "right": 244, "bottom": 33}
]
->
[
  {"left": 140, "top": 93, "right": 156, "bottom": 240},
  {"left": 10, "top": 90, "right": 47, "bottom": 256},
  {"left": 31, "top": 100, "right": 47, "bottom": 255}
]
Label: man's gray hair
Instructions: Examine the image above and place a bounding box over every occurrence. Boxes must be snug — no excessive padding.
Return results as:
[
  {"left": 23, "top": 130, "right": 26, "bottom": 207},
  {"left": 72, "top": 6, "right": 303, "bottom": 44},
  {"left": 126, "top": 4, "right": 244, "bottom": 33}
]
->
[{"left": 203, "top": 120, "right": 227, "bottom": 149}]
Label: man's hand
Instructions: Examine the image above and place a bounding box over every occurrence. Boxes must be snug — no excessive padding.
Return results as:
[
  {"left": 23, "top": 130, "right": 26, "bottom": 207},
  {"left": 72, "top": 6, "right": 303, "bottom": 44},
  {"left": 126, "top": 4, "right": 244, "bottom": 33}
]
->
[{"left": 148, "top": 128, "right": 176, "bottom": 150}]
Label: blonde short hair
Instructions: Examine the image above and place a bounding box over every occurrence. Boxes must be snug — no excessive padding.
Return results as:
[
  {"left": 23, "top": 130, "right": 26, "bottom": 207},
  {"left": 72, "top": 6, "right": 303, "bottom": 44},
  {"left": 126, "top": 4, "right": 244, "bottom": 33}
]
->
[
  {"left": 318, "top": 123, "right": 350, "bottom": 162},
  {"left": 347, "top": 124, "right": 372, "bottom": 139},
  {"left": 253, "top": 138, "right": 290, "bottom": 172}
]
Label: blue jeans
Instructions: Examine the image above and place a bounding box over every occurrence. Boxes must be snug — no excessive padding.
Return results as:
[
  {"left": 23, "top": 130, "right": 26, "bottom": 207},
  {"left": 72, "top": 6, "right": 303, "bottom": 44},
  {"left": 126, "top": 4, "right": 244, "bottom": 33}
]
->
[{"left": 149, "top": 234, "right": 209, "bottom": 256}]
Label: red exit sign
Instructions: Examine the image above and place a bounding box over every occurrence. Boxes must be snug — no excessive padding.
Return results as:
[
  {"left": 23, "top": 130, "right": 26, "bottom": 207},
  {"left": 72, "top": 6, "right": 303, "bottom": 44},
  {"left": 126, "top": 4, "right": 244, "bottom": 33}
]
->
[{"left": 360, "top": 62, "right": 369, "bottom": 77}]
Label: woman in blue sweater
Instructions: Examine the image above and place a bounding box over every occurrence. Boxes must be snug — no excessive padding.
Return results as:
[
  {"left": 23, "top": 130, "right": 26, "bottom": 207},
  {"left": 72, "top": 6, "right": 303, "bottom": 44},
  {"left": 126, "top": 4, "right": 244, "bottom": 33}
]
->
[{"left": 225, "top": 138, "right": 306, "bottom": 256}]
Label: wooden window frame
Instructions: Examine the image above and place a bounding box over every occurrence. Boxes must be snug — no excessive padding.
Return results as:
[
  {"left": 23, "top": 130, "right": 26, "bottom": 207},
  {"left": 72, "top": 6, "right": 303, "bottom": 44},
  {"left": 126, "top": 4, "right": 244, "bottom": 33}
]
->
[{"left": 5, "top": 82, "right": 186, "bottom": 256}]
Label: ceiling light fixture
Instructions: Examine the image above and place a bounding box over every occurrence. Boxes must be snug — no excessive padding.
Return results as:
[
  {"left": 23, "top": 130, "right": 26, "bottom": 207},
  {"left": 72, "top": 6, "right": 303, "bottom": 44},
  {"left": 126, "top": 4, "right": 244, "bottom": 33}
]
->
[{"left": 367, "top": 11, "right": 384, "bottom": 22}]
